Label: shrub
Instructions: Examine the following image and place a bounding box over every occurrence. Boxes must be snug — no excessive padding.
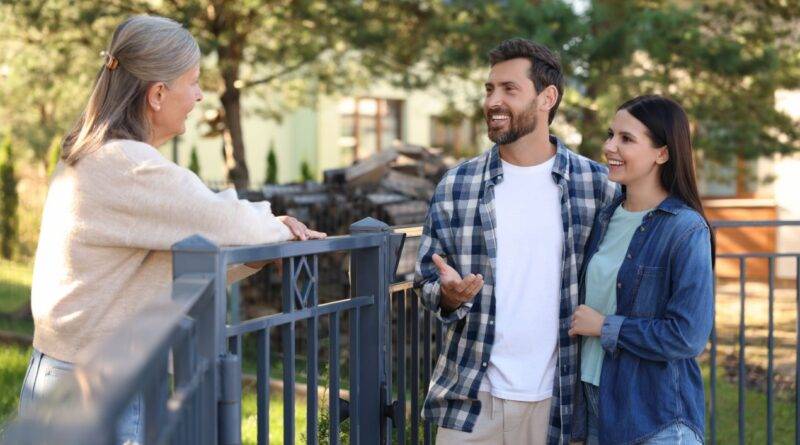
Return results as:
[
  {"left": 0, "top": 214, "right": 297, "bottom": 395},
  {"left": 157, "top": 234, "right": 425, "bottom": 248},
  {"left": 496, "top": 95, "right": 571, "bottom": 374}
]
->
[
  {"left": 266, "top": 141, "right": 278, "bottom": 184},
  {"left": 188, "top": 145, "right": 200, "bottom": 176},
  {"left": 0, "top": 135, "right": 19, "bottom": 259}
]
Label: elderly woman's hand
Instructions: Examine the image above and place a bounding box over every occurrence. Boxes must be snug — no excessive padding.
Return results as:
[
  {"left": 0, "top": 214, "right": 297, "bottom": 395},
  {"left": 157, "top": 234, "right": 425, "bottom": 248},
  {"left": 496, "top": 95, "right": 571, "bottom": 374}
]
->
[{"left": 277, "top": 215, "right": 327, "bottom": 241}]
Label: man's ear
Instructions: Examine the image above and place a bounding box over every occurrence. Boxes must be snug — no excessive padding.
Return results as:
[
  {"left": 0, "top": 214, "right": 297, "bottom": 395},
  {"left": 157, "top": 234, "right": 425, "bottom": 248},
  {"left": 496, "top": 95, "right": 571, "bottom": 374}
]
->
[
  {"left": 655, "top": 146, "right": 670, "bottom": 165},
  {"left": 146, "top": 82, "right": 167, "bottom": 112},
  {"left": 538, "top": 84, "right": 559, "bottom": 116}
]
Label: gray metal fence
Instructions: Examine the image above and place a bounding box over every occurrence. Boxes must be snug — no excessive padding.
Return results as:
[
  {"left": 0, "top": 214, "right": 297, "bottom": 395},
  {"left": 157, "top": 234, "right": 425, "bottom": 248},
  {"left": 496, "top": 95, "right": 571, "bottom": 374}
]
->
[
  {"left": 4, "top": 219, "right": 799, "bottom": 445},
  {"left": 3, "top": 265, "right": 218, "bottom": 444},
  {"left": 708, "top": 220, "right": 800, "bottom": 445}
]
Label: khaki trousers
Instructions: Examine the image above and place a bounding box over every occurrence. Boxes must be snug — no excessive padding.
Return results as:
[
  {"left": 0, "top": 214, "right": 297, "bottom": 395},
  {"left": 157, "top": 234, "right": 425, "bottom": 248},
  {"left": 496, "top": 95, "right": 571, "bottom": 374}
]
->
[{"left": 436, "top": 392, "right": 552, "bottom": 445}]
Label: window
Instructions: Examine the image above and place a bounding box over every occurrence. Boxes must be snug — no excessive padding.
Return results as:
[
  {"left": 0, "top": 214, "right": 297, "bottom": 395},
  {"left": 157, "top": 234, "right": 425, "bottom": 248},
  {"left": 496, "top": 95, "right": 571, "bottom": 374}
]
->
[
  {"left": 338, "top": 98, "right": 403, "bottom": 160},
  {"left": 698, "top": 156, "right": 764, "bottom": 199}
]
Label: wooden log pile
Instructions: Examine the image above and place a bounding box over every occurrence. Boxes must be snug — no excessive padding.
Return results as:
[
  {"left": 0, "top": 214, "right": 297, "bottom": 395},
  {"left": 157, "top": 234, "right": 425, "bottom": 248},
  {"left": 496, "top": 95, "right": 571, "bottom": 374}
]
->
[{"left": 248, "top": 143, "right": 455, "bottom": 236}]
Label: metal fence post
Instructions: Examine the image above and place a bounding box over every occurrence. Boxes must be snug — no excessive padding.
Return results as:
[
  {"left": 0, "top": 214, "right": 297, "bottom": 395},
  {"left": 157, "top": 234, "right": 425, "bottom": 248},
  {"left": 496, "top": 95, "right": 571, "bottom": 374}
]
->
[
  {"left": 350, "top": 218, "right": 392, "bottom": 444},
  {"left": 172, "top": 235, "right": 225, "bottom": 445}
]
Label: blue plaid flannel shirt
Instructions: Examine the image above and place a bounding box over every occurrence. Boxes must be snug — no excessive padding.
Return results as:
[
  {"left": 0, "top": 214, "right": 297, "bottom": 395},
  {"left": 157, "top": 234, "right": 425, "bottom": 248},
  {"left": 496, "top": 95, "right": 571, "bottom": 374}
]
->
[{"left": 415, "top": 136, "right": 619, "bottom": 444}]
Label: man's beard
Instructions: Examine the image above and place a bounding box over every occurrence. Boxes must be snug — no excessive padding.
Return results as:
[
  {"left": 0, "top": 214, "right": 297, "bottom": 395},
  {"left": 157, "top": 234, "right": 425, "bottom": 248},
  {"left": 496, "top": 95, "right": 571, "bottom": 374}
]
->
[{"left": 486, "top": 101, "right": 538, "bottom": 145}]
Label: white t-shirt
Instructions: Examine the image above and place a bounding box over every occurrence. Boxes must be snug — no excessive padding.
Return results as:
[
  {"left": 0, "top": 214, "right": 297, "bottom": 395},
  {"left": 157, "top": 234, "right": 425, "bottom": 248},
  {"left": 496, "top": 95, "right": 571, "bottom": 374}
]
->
[{"left": 479, "top": 156, "right": 563, "bottom": 401}]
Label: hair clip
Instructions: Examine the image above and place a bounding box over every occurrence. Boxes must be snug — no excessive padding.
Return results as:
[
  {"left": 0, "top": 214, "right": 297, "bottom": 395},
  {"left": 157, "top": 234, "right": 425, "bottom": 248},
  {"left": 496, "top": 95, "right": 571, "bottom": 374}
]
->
[{"left": 101, "top": 50, "right": 119, "bottom": 71}]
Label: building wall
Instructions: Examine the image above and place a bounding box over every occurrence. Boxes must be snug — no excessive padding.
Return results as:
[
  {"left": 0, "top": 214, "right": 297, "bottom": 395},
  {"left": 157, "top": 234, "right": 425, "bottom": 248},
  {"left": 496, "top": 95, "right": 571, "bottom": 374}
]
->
[
  {"left": 159, "top": 92, "right": 302, "bottom": 186},
  {"left": 167, "top": 78, "right": 483, "bottom": 186},
  {"left": 775, "top": 90, "right": 800, "bottom": 279}
]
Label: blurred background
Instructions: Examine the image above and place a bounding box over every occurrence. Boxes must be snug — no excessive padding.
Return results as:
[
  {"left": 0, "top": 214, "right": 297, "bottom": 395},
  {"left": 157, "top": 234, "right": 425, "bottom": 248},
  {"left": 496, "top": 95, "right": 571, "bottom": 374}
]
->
[{"left": 0, "top": 2, "right": 799, "bottom": 442}]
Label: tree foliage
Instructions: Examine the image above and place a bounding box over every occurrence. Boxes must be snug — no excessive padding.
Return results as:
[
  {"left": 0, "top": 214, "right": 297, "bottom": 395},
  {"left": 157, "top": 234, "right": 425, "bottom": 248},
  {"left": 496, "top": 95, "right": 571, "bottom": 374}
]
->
[
  {"left": 2, "top": 0, "right": 443, "bottom": 189},
  {"left": 0, "top": 134, "right": 18, "bottom": 259},
  {"left": 1, "top": 0, "right": 798, "bottom": 188},
  {"left": 423, "top": 0, "right": 800, "bottom": 161}
]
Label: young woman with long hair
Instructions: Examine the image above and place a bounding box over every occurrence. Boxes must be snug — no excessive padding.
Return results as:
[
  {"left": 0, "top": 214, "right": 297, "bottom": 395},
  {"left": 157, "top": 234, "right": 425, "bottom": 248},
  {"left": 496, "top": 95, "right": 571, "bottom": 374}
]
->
[{"left": 570, "top": 95, "right": 714, "bottom": 444}]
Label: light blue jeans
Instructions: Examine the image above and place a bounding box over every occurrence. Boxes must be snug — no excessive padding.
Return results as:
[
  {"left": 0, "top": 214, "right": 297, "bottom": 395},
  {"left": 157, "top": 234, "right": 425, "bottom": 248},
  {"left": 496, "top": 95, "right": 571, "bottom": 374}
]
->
[
  {"left": 584, "top": 382, "right": 703, "bottom": 444},
  {"left": 19, "top": 349, "right": 144, "bottom": 444},
  {"left": 643, "top": 422, "right": 704, "bottom": 444}
]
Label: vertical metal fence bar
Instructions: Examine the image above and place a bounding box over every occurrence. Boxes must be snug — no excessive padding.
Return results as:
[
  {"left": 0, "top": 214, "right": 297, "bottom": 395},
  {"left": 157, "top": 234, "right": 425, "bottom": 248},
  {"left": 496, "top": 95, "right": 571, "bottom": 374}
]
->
[
  {"left": 796, "top": 256, "right": 800, "bottom": 445},
  {"left": 307, "top": 256, "right": 320, "bottom": 445},
  {"left": 257, "top": 328, "right": 270, "bottom": 445},
  {"left": 768, "top": 257, "right": 775, "bottom": 444},
  {"left": 738, "top": 258, "right": 746, "bottom": 445},
  {"left": 329, "top": 312, "right": 341, "bottom": 445},
  {"left": 387, "top": 292, "right": 395, "bottom": 445},
  {"left": 229, "top": 282, "right": 241, "bottom": 325},
  {"left": 423, "top": 309, "right": 432, "bottom": 444},
  {"left": 350, "top": 306, "right": 361, "bottom": 445},
  {"left": 710, "top": 254, "right": 718, "bottom": 445},
  {"left": 349, "top": 220, "right": 391, "bottom": 444},
  {"left": 220, "top": 352, "right": 242, "bottom": 445},
  {"left": 282, "top": 257, "right": 296, "bottom": 445},
  {"left": 171, "top": 236, "right": 221, "bottom": 443},
  {"left": 398, "top": 291, "right": 407, "bottom": 445},
  {"left": 143, "top": 354, "right": 169, "bottom": 443},
  {"left": 410, "top": 295, "right": 420, "bottom": 445}
]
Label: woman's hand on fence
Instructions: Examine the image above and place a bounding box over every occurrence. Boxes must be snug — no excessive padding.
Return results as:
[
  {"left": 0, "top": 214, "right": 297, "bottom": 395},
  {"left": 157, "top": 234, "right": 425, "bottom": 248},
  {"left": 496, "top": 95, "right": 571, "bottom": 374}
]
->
[
  {"left": 244, "top": 260, "right": 278, "bottom": 269},
  {"left": 569, "top": 304, "right": 605, "bottom": 337},
  {"left": 432, "top": 253, "right": 483, "bottom": 310},
  {"left": 277, "top": 215, "right": 327, "bottom": 241}
]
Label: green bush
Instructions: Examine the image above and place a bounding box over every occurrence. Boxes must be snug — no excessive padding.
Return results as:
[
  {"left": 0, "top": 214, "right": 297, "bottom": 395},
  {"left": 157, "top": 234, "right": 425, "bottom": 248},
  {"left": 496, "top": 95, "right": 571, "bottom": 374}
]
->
[
  {"left": 314, "top": 395, "right": 351, "bottom": 444},
  {"left": 0, "top": 135, "right": 18, "bottom": 259},
  {"left": 266, "top": 142, "right": 278, "bottom": 185},
  {"left": 300, "top": 160, "right": 313, "bottom": 183},
  {"left": 188, "top": 145, "right": 200, "bottom": 176}
]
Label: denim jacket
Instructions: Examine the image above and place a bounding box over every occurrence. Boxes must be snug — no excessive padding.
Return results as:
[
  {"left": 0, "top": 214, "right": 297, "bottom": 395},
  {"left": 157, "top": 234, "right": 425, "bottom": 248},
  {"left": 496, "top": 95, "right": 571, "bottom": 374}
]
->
[{"left": 579, "top": 194, "right": 713, "bottom": 444}]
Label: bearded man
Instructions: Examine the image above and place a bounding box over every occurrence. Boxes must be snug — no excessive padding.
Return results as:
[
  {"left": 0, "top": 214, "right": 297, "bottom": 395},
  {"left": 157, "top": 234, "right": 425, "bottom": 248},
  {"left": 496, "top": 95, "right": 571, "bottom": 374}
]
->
[{"left": 415, "top": 38, "right": 619, "bottom": 445}]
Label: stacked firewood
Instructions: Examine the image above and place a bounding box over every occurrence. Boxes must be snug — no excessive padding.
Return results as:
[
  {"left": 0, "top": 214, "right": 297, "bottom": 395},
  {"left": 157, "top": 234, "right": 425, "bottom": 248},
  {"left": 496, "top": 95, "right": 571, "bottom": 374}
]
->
[{"left": 250, "top": 143, "right": 456, "bottom": 236}]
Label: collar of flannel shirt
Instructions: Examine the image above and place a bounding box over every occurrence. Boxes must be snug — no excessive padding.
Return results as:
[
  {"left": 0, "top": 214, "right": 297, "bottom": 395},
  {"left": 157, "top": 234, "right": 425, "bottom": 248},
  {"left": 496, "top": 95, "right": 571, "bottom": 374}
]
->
[{"left": 485, "top": 134, "right": 573, "bottom": 187}]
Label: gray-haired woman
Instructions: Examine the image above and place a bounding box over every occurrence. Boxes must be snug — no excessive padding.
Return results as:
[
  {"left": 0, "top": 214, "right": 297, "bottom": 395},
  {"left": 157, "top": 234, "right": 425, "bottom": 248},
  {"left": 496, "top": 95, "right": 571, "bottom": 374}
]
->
[{"left": 18, "top": 15, "right": 324, "bottom": 443}]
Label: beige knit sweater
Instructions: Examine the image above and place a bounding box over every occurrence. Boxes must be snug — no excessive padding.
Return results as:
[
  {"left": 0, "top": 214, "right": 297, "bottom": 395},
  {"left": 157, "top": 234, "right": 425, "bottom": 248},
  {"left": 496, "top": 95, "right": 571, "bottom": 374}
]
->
[{"left": 31, "top": 139, "right": 292, "bottom": 362}]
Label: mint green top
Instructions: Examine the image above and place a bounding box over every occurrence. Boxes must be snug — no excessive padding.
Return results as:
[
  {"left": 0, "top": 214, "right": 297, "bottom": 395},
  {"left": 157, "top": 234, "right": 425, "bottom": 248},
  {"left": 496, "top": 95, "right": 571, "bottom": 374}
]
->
[{"left": 580, "top": 204, "right": 650, "bottom": 386}]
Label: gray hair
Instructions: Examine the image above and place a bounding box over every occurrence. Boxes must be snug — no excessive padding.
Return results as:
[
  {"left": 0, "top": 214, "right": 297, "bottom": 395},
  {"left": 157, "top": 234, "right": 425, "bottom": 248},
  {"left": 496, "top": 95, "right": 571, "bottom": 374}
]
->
[{"left": 62, "top": 15, "right": 200, "bottom": 163}]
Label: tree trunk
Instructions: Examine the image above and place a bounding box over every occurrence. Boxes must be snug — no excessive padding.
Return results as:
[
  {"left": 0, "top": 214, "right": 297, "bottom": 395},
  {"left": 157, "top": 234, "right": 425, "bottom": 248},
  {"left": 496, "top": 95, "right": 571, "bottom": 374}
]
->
[
  {"left": 577, "top": 82, "right": 603, "bottom": 161},
  {"left": 216, "top": 27, "right": 250, "bottom": 190}
]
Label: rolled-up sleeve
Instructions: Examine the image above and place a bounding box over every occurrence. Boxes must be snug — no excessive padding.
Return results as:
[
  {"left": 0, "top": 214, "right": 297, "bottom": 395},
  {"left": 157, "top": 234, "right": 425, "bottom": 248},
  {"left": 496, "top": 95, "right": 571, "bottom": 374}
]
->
[{"left": 414, "top": 180, "right": 468, "bottom": 324}]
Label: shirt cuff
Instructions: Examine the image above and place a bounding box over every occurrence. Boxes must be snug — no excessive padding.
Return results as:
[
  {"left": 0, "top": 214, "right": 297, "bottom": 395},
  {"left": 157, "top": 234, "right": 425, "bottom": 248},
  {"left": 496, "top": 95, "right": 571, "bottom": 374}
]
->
[
  {"left": 429, "top": 281, "right": 470, "bottom": 324},
  {"left": 601, "top": 315, "right": 625, "bottom": 354}
]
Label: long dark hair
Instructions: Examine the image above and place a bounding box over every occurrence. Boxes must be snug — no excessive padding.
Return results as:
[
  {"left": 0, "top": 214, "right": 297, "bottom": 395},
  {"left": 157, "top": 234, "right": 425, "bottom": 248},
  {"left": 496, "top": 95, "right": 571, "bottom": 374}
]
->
[{"left": 618, "top": 95, "right": 716, "bottom": 264}]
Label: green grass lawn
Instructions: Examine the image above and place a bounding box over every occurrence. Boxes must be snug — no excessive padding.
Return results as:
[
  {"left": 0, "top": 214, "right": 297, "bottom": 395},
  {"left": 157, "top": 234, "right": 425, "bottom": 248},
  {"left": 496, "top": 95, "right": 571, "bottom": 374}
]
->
[
  {"left": 704, "top": 364, "right": 796, "bottom": 444},
  {"left": 0, "top": 258, "right": 796, "bottom": 443},
  {"left": 0, "top": 260, "right": 32, "bottom": 314},
  {"left": 241, "top": 386, "right": 308, "bottom": 445},
  {"left": 0, "top": 344, "right": 31, "bottom": 424}
]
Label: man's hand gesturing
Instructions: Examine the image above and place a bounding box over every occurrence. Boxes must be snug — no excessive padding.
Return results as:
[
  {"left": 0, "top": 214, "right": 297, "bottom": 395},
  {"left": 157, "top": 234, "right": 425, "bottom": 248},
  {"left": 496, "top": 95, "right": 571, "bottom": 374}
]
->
[{"left": 432, "top": 253, "right": 484, "bottom": 311}]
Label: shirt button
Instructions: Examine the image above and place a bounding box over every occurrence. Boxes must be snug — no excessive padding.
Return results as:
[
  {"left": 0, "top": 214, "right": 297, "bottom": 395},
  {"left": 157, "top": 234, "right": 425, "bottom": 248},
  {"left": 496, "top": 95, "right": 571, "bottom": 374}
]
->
[
  {"left": 640, "top": 227, "right": 646, "bottom": 232},
  {"left": 489, "top": 320, "right": 495, "bottom": 325},
  {"left": 617, "top": 282, "right": 622, "bottom": 289},
  {"left": 626, "top": 253, "right": 632, "bottom": 259},
  {"left": 482, "top": 362, "right": 488, "bottom": 367}
]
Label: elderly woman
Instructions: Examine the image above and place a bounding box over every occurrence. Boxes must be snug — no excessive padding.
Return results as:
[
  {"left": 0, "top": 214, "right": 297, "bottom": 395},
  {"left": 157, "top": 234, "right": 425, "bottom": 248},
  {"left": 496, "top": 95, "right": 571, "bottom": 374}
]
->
[{"left": 18, "top": 15, "right": 324, "bottom": 442}]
